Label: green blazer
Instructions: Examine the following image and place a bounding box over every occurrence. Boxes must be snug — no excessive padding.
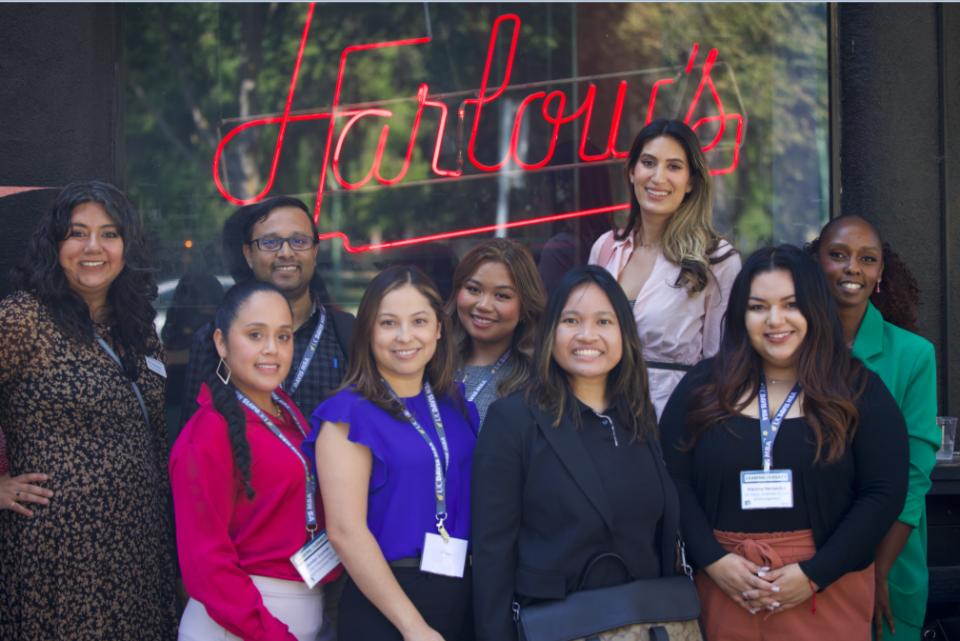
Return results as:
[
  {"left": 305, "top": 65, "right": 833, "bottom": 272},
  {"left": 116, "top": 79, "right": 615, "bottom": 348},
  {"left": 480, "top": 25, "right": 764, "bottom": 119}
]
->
[{"left": 852, "top": 302, "right": 939, "bottom": 630}]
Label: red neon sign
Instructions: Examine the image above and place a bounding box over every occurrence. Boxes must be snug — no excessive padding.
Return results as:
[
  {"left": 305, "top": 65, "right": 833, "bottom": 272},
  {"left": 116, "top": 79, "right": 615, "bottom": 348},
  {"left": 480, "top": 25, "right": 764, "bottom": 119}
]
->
[{"left": 212, "top": 4, "right": 745, "bottom": 253}]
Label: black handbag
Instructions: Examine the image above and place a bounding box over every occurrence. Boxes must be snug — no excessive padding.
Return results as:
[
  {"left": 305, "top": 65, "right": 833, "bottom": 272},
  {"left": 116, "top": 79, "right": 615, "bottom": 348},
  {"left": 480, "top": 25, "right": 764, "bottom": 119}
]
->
[{"left": 513, "top": 549, "right": 704, "bottom": 641}]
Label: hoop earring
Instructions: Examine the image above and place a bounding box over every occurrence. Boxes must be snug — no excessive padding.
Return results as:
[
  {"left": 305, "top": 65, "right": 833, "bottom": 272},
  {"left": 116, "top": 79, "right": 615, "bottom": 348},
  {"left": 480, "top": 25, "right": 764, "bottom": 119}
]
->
[
  {"left": 875, "top": 279, "right": 882, "bottom": 294},
  {"left": 216, "top": 358, "right": 232, "bottom": 385}
]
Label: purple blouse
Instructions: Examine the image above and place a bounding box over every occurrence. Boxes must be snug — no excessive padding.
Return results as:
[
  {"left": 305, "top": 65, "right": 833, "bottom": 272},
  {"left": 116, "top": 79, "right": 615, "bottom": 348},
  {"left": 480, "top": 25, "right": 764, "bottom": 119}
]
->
[{"left": 304, "top": 385, "right": 479, "bottom": 562}]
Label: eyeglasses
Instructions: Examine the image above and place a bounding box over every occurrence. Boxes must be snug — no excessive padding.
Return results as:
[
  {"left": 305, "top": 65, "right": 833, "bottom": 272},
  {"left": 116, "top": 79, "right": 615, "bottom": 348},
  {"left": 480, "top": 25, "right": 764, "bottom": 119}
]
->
[{"left": 248, "top": 234, "right": 317, "bottom": 252}]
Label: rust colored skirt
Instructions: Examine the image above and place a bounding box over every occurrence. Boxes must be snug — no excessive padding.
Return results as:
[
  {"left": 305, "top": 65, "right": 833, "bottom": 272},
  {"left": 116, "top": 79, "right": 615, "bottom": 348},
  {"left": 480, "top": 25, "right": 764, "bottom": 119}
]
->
[{"left": 695, "top": 529, "right": 873, "bottom": 641}]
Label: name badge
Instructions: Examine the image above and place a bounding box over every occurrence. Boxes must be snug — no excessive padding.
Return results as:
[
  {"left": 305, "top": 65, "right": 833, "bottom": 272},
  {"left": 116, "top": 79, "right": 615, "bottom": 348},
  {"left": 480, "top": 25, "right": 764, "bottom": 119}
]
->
[
  {"left": 420, "top": 532, "right": 468, "bottom": 578},
  {"left": 290, "top": 531, "right": 341, "bottom": 588},
  {"left": 740, "top": 469, "right": 794, "bottom": 510},
  {"left": 145, "top": 356, "right": 167, "bottom": 378}
]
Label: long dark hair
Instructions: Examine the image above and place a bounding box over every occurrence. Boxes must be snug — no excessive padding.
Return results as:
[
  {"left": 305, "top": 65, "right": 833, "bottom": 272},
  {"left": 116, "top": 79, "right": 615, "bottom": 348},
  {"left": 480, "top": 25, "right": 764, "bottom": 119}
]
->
[
  {"left": 616, "top": 119, "right": 736, "bottom": 294},
  {"left": 340, "top": 265, "right": 460, "bottom": 418},
  {"left": 222, "top": 195, "right": 331, "bottom": 305},
  {"left": 12, "top": 180, "right": 158, "bottom": 377},
  {"left": 806, "top": 215, "right": 921, "bottom": 332},
  {"left": 446, "top": 239, "right": 546, "bottom": 397},
  {"left": 686, "top": 245, "right": 865, "bottom": 463},
  {"left": 205, "top": 280, "right": 292, "bottom": 498},
  {"left": 529, "top": 265, "right": 657, "bottom": 441}
]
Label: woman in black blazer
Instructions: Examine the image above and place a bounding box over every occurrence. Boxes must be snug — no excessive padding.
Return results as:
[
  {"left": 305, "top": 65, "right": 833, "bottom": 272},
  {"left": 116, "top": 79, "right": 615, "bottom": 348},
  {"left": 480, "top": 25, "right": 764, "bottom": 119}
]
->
[{"left": 471, "top": 265, "right": 681, "bottom": 641}]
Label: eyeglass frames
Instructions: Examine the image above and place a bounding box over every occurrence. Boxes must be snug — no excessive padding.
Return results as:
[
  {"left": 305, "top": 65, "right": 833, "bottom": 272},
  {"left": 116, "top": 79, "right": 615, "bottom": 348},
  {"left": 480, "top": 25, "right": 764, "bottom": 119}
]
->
[{"left": 247, "top": 234, "right": 317, "bottom": 252}]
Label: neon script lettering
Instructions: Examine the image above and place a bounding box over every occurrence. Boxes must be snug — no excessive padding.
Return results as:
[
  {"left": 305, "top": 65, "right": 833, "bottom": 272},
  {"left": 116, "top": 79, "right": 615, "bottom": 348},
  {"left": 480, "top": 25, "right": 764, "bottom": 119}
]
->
[{"left": 212, "top": 4, "right": 745, "bottom": 253}]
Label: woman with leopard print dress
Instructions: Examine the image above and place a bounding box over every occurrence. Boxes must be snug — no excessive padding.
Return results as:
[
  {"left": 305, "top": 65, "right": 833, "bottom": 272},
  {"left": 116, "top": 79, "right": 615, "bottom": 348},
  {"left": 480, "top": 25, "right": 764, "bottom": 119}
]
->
[{"left": 0, "top": 182, "right": 178, "bottom": 640}]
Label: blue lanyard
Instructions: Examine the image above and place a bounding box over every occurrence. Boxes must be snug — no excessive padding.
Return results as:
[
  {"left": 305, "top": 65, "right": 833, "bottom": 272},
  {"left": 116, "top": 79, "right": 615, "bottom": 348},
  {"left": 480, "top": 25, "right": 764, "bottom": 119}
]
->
[
  {"left": 757, "top": 376, "right": 801, "bottom": 471},
  {"left": 95, "top": 335, "right": 150, "bottom": 428},
  {"left": 235, "top": 391, "right": 317, "bottom": 535},
  {"left": 285, "top": 305, "right": 327, "bottom": 396},
  {"left": 384, "top": 381, "right": 451, "bottom": 535},
  {"left": 462, "top": 350, "right": 511, "bottom": 403}
]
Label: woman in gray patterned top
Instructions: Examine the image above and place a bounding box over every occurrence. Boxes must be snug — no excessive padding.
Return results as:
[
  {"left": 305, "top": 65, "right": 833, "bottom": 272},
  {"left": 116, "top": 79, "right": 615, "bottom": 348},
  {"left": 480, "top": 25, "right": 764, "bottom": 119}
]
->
[{"left": 447, "top": 239, "right": 546, "bottom": 425}]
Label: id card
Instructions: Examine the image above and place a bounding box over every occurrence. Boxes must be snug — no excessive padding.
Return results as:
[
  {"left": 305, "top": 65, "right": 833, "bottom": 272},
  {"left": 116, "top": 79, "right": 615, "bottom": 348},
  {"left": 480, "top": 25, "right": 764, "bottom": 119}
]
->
[
  {"left": 419, "top": 532, "right": 468, "bottom": 578},
  {"left": 290, "top": 531, "right": 341, "bottom": 588},
  {"left": 145, "top": 356, "right": 167, "bottom": 378},
  {"left": 740, "top": 469, "right": 794, "bottom": 510}
]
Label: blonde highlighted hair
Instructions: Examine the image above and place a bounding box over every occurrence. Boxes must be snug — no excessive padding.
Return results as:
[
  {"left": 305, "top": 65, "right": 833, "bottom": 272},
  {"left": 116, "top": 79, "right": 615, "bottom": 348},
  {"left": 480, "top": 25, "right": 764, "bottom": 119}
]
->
[{"left": 617, "top": 119, "right": 736, "bottom": 294}]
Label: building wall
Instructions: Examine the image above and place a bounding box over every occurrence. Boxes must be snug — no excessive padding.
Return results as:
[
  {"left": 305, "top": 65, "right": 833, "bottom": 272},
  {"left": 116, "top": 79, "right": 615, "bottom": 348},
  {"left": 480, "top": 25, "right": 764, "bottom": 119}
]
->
[
  {"left": 0, "top": 3, "right": 955, "bottom": 415},
  {"left": 0, "top": 4, "right": 122, "bottom": 297},
  {"left": 837, "top": 4, "right": 959, "bottom": 415}
]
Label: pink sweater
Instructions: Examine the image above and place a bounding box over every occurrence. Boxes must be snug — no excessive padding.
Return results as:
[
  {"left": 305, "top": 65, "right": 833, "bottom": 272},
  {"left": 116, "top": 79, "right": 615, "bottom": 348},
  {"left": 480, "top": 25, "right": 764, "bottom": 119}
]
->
[{"left": 170, "top": 384, "right": 339, "bottom": 641}]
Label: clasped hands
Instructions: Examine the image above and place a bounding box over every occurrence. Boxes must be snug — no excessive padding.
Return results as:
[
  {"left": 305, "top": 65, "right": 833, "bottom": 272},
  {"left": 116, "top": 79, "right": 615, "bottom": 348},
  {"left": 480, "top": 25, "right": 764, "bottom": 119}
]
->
[{"left": 705, "top": 553, "right": 817, "bottom": 615}]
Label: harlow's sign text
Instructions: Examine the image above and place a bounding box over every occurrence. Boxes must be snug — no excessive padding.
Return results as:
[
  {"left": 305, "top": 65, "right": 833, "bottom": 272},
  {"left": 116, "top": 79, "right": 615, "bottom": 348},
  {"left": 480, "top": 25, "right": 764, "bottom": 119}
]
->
[{"left": 212, "top": 4, "right": 745, "bottom": 253}]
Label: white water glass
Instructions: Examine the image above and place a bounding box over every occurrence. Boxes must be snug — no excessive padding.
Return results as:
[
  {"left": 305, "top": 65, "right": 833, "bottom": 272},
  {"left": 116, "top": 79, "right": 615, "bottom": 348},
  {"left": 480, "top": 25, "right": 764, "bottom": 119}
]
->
[{"left": 936, "top": 416, "right": 958, "bottom": 462}]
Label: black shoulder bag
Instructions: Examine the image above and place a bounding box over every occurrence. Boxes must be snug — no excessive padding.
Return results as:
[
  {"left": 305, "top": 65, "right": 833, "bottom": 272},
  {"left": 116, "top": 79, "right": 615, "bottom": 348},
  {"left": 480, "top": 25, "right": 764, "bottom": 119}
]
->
[
  {"left": 513, "top": 435, "right": 704, "bottom": 641},
  {"left": 513, "top": 545, "right": 703, "bottom": 641}
]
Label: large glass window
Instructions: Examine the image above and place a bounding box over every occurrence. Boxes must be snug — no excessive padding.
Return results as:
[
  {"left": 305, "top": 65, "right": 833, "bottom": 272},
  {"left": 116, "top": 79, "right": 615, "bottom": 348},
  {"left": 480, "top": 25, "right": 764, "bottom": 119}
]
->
[{"left": 123, "top": 2, "right": 828, "bottom": 313}]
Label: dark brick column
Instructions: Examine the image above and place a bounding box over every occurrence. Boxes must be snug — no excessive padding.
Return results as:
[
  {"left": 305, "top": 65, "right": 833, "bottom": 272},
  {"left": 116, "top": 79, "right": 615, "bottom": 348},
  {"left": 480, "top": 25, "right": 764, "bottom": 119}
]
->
[
  {"left": 837, "top": 3, "right": 959, "bottom": 415},
  {"left": 0, "top": 4, "right": 121, "bottom": 296}
]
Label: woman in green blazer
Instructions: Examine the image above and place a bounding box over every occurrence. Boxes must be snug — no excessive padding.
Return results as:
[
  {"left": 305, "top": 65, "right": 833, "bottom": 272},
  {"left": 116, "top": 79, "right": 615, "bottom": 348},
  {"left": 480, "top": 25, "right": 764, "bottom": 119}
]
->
[{"left": 810, "top": 215, "right": 939, "bottom": 641}]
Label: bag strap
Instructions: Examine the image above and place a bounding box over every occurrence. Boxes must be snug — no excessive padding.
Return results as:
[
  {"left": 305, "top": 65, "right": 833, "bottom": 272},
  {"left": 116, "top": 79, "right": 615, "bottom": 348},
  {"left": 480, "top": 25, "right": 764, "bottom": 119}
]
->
[
  {"left": 576, "top": 438, "right": 691, "bottom": 589},
  {"left": 645, "top": 437, "right": 694, "bottom": 579},
  {"left": 576, "top": 551, "right": 631, "bottom": 591},
  {"left": 645, "top": 437, "right": 680, "bottom": 578},
  {"left": 650, "top": 627, "right": 671, "bottom": 641}
]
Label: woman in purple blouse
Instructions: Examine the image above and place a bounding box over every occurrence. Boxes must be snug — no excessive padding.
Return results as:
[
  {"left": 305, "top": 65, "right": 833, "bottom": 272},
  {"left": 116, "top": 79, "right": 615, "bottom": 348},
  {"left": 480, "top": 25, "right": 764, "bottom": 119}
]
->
[{"left": 306, "top": 265, "right": 479, "bottom": 641}]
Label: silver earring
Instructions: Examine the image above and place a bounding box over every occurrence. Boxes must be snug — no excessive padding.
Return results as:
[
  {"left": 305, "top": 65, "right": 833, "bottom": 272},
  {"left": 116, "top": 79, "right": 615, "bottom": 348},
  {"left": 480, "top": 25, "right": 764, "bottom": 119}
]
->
[{"left": 216, "top": 358, "right": 232, "bottom": 385}]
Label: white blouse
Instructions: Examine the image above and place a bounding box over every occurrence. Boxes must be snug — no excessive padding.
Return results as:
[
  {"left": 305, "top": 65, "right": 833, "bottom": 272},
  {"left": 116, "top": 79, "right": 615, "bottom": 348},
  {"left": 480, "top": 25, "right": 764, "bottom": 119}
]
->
[{"left": 589, "top": 230, "right": 741, "bottom": 418}]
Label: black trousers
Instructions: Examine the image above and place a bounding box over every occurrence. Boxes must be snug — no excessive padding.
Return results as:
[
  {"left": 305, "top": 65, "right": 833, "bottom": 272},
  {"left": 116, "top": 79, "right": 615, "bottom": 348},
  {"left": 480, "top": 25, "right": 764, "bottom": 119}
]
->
[{"left": 337, "top": 566, "right": 472, "bottom": 641}]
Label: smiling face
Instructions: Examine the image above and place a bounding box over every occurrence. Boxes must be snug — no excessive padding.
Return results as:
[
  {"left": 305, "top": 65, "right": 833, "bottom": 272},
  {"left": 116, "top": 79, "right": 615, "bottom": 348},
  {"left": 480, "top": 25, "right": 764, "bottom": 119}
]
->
[
  {"left": 816, "top": 217, "right": 883, "bottom": 312},
  {"left": 551, "top": 283, "right": 623, "bottom": 388},
  {"left": 372, "top": 283, "right": 442, "bottom": 394},
  {"left": 58, "top": 201, "right": 125, "bottom": 310},
  {"left": 456, "top": 260, "right": 521, "bottom": 353},
  {"left": 214, "top": 290, "right": 294, "bottom": 404},
  {"left": 745, "top": 269, "right": 808, "bottom": 377},
  {"left": 242, "top": 206, "right": 319, "bottom": 299},
  {"left": 629, "top": 135, "right": 693, "bottom": 219}
]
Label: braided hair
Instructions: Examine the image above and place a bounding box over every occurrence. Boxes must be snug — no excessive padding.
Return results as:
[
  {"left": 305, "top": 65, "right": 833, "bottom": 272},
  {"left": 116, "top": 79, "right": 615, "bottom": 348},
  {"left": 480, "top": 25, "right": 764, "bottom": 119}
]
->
[{"left": 205, "top": 280, "right": 292, "bottom": 499}]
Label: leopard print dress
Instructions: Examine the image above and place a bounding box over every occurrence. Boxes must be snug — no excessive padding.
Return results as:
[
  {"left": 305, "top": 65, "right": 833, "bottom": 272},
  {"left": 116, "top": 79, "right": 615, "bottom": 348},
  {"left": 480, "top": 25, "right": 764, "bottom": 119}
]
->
[{"left": 0, "top": 291, "right": 178, "bottom": 640}]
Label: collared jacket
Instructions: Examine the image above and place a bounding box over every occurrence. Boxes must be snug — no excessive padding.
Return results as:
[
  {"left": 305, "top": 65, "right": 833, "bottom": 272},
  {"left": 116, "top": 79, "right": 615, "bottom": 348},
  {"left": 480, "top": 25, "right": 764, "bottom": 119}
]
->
[
  {"left": 853, "top": 301, "right": 939, "bottom": 630},
  {"left": 472, "top": 391, "right": 681, "bottom": 641}
]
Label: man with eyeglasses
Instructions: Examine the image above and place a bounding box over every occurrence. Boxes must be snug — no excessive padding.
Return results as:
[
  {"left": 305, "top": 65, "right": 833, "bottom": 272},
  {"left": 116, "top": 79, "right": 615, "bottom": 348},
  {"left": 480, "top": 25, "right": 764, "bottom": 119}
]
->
[
  {"left": 177, "top": 196, "right": 354, "bottom": 640},
  {"left": 179, "top": 195, "right": 355, "bottom": 427}
]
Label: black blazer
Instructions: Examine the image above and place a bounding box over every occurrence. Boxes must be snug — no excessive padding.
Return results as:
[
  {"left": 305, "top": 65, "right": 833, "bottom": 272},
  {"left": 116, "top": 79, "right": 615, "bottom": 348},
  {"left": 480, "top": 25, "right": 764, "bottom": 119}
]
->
[{"left": 471, "top": 391, "right": 681, "bottom": 641}]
